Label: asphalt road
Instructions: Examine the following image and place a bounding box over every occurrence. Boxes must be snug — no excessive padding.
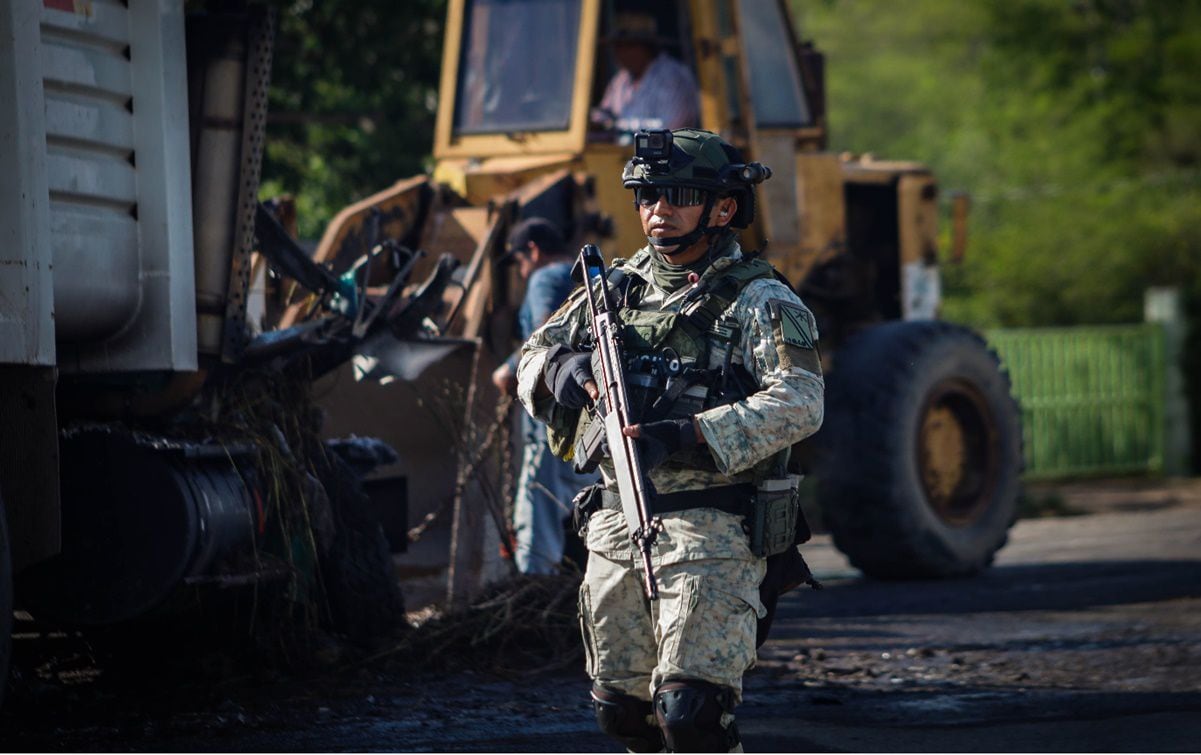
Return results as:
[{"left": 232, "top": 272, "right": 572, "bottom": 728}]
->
[{"left": 4, "top": 480, "right": 1201, "bottom": 752}]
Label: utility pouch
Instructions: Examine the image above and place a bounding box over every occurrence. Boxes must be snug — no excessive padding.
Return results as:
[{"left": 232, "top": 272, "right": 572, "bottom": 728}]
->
[
  {"left": 573, "top": 409, "right": 607, "bottom": 474},
  {"left": 571, "top": 482, "right": 605, "bottom": 537},
  {"left": 750, "top": 474, "right": 805, "bottom": 557}
]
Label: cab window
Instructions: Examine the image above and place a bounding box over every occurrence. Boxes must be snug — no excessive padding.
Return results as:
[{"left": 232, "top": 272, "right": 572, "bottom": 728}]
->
[{"left": 454, "top": 0, "right": 583, "bottom": 134}]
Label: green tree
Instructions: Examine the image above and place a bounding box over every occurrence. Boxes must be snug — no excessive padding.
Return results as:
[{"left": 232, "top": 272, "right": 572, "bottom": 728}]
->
[
  {"left": 796, "top": 0, "right": 1201, "bottom": 328},
  {"left": 260, "top": 0, "right": 447, "bottom": 240}
]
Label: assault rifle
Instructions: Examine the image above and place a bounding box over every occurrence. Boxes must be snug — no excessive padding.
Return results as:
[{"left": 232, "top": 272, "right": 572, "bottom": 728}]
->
[{"left": 573, "top": 244, "right": 662, "bottom": 600}]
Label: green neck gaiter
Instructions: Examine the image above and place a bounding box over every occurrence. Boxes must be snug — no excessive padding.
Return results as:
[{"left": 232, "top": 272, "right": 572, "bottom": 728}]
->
[{"left": 649, "top": 247, "right": 712, "bottom": 292}]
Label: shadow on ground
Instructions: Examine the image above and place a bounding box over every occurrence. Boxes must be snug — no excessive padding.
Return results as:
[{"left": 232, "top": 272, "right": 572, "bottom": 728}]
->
[
  {"left": 777, "top": 559, "right": 1201, "bottom": 620},
  {"left": 739, "top": 686, "right": 1201, "bottom": 753}
]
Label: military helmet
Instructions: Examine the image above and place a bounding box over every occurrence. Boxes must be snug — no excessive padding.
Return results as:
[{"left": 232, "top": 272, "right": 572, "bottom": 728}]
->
[{"left": 621, "top": 128, "right": 771, "bottom": 229}]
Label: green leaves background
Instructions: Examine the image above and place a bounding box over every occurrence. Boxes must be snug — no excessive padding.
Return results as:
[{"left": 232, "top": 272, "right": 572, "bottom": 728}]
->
[{"left": 260, "top": 0, "right": 1201, "bottom": 329}]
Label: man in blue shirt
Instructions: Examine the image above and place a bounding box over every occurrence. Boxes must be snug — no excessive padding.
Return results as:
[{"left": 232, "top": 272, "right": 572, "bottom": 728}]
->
[{"left": 491, "top": 218, "right": 584, "bottom": 573}]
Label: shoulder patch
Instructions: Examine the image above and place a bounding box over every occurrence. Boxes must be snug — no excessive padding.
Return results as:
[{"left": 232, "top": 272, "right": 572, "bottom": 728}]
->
[{"left": 770, "top": 299, "right": 816, "bottom": 350}]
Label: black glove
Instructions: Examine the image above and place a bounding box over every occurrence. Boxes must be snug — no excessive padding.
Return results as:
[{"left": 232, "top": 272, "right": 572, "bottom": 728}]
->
[
  {"left": 543, "top": 345, "right": 595, "bottom": 409},
  {"left": 635, "top": 417, "right": 699, "bottom": 471}
]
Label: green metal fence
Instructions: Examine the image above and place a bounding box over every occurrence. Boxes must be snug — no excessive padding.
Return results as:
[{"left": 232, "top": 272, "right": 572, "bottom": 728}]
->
[{"left": 986, "top": 324, "right": 1166, "bottom": 479}]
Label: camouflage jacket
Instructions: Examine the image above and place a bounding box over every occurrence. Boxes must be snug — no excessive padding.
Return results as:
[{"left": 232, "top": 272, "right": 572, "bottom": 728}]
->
[{"left": 516, "top": 236, "right": 825, "bottom": 502}]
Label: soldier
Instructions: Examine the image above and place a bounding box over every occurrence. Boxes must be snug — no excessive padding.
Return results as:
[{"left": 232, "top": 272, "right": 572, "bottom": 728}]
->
[{"left": 516, "top": 129, "right": 824, "bottom": 752}]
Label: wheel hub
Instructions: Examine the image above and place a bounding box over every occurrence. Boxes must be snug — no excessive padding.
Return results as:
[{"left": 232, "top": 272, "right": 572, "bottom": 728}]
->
[{"left": 917, "top": 379, "right": 999, "bottom": 527}]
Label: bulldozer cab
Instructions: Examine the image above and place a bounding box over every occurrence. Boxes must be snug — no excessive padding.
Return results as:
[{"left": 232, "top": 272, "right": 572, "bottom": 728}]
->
[
  {"left": 435, "top": 0, "right": 824, "bottom": 153},
  {"left": 433, "top": 0, "right": 847, "bottom": 283}
]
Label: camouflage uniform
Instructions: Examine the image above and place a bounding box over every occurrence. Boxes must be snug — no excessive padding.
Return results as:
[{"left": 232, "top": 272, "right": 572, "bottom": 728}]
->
[{"left": 516, "top": 235, "right": 824, "bottom": 703}]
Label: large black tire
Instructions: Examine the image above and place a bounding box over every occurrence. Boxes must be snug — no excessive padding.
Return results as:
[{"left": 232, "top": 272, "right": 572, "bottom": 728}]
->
[
  {"left": 815, "top": 320, "right": 1022, "bottom": 578},
  {"left": 316, "top": 450, "right": 407, "bottom": 644},
  {"left": 0, "top": 495, "right": 12, "bottom": 708}
]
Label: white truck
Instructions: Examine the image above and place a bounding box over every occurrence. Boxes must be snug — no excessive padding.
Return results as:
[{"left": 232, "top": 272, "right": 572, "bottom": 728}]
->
[{"left": 0, "top": 0, "right": 454, "bottom": 699}]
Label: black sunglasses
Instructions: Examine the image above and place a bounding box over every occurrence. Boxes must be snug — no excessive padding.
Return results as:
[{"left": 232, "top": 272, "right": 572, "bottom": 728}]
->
[{"left": 634, "top": 185, "right": 709, "bottom": 208}]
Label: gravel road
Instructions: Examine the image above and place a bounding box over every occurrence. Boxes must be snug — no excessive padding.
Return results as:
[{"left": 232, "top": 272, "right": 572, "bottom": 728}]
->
[{"left": 3, "top": 479, "right": 1200, "bottom": 752}]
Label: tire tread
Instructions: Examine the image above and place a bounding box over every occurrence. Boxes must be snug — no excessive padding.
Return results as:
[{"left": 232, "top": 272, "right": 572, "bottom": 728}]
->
[{"left": 816, "top": 321, "right": 1022, "bottom": 578}]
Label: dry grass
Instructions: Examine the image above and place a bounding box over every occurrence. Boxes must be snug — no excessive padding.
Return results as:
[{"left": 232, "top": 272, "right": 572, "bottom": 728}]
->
[{"left": 368, "top": 574, "right": 584, "bottom": 676}]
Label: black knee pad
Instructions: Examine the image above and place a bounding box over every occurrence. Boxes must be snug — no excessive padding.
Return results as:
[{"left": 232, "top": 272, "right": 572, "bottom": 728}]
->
[
  {"left": 591, "top": 684, "right": 663, "bottom": 752},
  {"left": 653, "top": 679, "right": 739, "bottom": 753}
]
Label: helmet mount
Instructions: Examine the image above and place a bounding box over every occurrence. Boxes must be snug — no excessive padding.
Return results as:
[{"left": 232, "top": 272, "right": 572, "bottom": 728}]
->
[{"left": 623, "top": 129, "right": 772, "bottom": 253}]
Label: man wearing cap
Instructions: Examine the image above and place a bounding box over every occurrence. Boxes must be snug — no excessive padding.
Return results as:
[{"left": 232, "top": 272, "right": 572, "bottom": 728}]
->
[
  {"left": 592, "top": 12, "right": 700, "bottom": 133},
  {"left": 516, "top": 130, "right": 824, "bottom": 752},
  {"left": 492, "top": 218, "right": 584, "bottom": 574}
]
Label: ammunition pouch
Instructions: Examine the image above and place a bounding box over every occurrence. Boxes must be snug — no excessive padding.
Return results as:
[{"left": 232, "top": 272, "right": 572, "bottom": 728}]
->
[
  {"left": 752, "top": 474, "right": 820, "bottom": 646},
  {"left": 572, "top": 409, "right": 607, "bottom": 474},
  {"left": 749, "top": 474, "right": 810, "bottom": 558},
  {"left": 571, "top": 482, "right": 606, "bottom": 536}
]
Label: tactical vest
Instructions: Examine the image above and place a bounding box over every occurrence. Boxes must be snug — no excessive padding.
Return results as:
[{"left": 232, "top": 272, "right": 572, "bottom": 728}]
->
[{"left": 554, "top": 252, "right": 780, "bottom": 475}]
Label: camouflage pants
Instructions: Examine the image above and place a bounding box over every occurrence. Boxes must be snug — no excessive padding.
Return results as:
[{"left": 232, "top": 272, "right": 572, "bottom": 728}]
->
[{"left": 578, "top": 547, "right": 765, "bottom": 703}]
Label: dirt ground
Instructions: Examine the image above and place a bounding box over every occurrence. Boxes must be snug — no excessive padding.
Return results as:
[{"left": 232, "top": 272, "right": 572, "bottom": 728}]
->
[{"left": 3, "top": 478, "right": 1201, "bottom": 752}]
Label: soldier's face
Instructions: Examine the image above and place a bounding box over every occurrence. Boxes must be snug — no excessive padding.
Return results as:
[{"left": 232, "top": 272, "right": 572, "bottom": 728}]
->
[{"left": 639, "top": 194, "right": 737, "bottom": 263}]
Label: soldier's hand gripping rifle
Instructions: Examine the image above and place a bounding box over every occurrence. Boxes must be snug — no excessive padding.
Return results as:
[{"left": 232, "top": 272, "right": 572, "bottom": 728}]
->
[{"left": 573, "top": 244, "right": 662, "bottom": 600}]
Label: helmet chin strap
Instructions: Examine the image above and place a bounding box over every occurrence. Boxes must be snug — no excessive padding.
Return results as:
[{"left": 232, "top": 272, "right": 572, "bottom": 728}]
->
[{"left": 646, "top": 192, "right": 720, "bottom": 255}]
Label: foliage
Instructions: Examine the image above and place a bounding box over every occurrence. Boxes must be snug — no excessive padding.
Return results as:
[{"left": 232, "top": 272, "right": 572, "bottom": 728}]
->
[
  {"left": 797, "top": 0, "right": 1201, "bottom": 328},
  {"left": 259, "top": 0, "right": 446, "bottom": 240},
  {"left": 260, "top": 0, "right": 1201, "bottom": 328}
]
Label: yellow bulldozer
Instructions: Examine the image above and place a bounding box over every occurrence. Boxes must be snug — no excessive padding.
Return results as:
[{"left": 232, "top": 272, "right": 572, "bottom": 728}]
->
[{"left": 281, "top": 0, "right": 1022, "bottom": 587}]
